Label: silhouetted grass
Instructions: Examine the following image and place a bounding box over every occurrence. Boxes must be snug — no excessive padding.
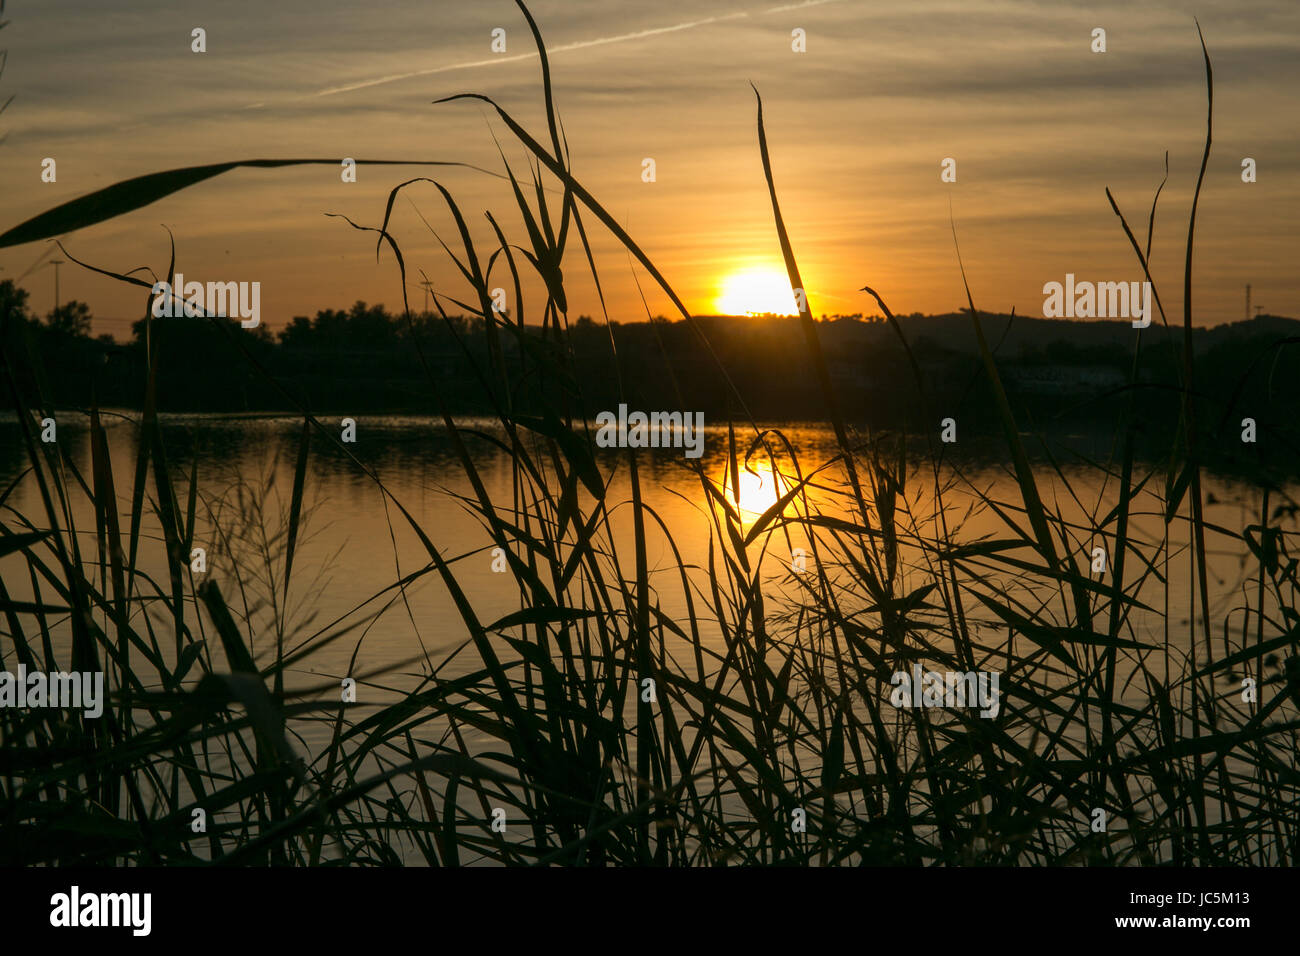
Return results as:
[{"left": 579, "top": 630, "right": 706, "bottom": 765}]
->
[{"left": 1, "top": 2, "right": 1298, "bottom": 866}]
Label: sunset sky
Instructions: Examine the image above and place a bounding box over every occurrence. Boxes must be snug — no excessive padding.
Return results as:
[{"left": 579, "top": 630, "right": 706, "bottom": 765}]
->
[{"left": 1, "top": 0, "right": 1297, "bottom": 338}]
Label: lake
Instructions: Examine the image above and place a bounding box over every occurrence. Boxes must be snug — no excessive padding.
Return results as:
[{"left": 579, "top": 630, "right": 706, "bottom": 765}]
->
[{"left": 3, "top": 412, "right": 1284, "bottom": 695}]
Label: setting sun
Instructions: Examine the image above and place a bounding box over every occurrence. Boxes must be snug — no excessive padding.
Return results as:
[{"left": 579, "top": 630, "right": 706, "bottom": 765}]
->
[{"left": 714, "top": 268, "right": 799, "bottom": 316}]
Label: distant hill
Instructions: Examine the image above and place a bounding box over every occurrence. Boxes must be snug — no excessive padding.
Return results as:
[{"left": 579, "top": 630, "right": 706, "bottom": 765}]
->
[
  {"left": 6, "top": 289, "right": 1300, "bottom": 459},
  {"left": 687, "top": 310, "right": 1300, "bottom": 361}
]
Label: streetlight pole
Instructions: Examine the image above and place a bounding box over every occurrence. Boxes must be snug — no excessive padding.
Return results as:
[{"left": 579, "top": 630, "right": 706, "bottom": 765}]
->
[{"left": 49, "top": 258, "right": 65, "bottom": 313}]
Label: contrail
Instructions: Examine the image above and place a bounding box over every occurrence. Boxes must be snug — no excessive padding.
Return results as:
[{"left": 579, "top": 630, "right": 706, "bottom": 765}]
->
[
  {"left": 315, "top": 12, "right": 749, "bottom": 97},
  {"left": 314, "top": 0, "right": 842, "bottom": 98},
  {"left": 765, "top": 0, "right": 842, "bottom": 11}
]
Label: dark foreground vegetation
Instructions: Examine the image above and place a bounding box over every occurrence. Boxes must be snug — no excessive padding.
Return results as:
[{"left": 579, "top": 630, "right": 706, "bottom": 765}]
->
[{"left": 2, "top": 4, "right": 1299, "bottom": 866}]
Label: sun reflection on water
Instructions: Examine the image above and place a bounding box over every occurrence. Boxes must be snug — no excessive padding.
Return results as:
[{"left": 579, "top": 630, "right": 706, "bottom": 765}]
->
[{"left": 725, "top": 463, "right": 790, "bottom": 519}]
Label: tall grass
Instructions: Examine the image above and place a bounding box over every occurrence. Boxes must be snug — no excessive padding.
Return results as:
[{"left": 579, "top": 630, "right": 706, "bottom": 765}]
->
[{"left": 2, "top": 2, "right": 1298, "bottom": 866}]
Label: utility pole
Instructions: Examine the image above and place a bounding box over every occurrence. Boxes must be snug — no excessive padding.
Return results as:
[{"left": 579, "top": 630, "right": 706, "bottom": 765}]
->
[{"left": 50, "top": 258, "right": 65, "bottom": 313}]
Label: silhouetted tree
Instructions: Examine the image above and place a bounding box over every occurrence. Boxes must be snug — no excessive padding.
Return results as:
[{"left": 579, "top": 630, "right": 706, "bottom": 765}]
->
[
  {"left": 346, "top": 300, "right": 396, "bottom": 346},
  {"left": 0, "top": 278, "right": 32, "bottom": 333},
  {"left": 278, "top": 314, "right": 314, "bottom": 348},
  {"left": 45, "top": 300, "right": 92, "bottom": 337}
]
